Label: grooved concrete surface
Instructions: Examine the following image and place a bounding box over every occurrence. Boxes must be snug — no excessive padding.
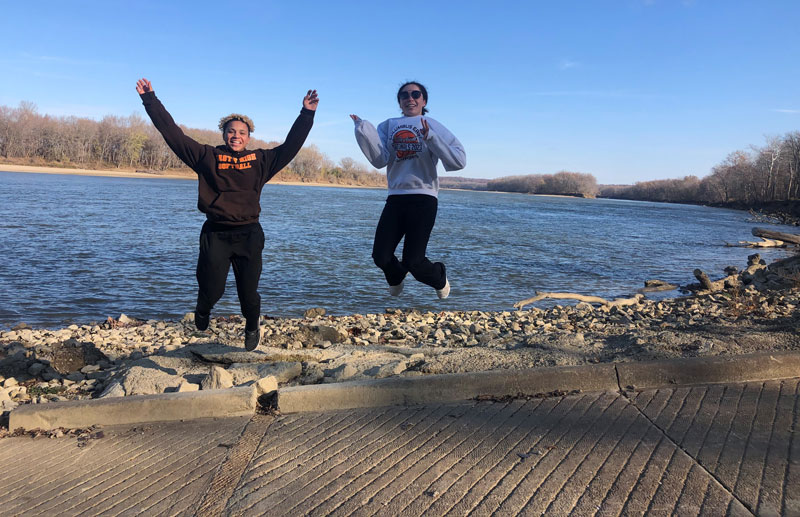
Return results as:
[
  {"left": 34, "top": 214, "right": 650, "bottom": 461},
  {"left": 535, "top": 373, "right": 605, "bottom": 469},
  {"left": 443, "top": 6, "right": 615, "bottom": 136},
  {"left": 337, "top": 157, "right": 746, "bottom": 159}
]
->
[
  {"left": 0, "top": 416, "right": 251, "bottom": 516},
  {"left": 1, "top": 379, "right": 798, "bottom": 516},
  {"left": 227, "top": 379, "right": 799, "bottom": 517}
]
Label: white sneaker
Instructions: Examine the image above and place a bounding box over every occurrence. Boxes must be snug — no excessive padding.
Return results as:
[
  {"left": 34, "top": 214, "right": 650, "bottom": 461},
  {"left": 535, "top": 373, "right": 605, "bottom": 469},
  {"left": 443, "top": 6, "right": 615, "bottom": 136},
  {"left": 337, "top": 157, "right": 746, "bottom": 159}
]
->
[
  {"left": 389, "top": 280, "right": 404, "bottom": 296},
  {"left": 436, "top": 278, "right": 450, "bottom": 300}
]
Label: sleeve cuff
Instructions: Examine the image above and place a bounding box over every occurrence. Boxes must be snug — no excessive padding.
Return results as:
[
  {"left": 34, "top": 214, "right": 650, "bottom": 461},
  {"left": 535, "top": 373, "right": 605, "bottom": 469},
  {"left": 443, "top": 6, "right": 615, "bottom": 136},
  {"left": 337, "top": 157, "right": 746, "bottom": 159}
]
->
[{"left": 300, "top": 107, "right": 316, "bottom": 117}]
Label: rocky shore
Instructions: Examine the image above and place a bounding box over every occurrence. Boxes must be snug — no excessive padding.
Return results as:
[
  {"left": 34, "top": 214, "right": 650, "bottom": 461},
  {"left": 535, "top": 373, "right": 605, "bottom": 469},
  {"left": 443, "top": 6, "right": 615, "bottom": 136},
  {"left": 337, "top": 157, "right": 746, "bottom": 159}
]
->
[{"left": 2, "top": 253, "right": 799, "bottom": 419}]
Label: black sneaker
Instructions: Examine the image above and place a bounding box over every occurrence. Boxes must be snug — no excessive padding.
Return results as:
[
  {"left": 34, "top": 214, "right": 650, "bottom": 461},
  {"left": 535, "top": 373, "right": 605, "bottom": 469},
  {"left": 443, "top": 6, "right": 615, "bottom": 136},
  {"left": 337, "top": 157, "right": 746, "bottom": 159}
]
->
[
  {"left": 194, "top": 311, "right": 210, "bottom": 331},
  {"left": 244, "top": 328, "right": 261, "bottom": 351}
]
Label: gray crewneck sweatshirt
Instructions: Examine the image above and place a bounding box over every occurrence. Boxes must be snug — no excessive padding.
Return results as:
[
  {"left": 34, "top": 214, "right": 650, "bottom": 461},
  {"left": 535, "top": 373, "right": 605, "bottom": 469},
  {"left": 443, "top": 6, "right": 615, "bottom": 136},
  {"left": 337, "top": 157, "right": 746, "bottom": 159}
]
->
[{"left": 354, "top": 115, "right": 466, "bottom": 197}]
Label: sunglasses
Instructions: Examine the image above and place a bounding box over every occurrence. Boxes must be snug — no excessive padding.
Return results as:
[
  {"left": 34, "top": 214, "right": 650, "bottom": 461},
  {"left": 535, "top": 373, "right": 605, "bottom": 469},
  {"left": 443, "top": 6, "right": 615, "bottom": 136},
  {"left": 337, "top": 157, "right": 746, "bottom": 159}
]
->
[{"left": 398, "top": 90, "right": 423, "bottom": 100}]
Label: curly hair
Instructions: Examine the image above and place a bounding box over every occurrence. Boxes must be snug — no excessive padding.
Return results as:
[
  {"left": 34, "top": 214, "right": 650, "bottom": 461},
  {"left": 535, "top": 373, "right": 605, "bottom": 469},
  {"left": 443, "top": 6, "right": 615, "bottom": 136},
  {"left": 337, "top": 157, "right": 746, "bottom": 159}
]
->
[{"left": 218, "top": 113, "right": 255, "bottom": 134}]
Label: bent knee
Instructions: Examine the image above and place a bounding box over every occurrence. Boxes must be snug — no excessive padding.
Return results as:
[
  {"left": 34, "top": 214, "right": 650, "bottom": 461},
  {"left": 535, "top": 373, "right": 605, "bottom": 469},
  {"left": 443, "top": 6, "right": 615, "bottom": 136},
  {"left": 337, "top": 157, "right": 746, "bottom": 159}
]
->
[{"left": 372, "top": 251, "right": 394, "bottom": 269}]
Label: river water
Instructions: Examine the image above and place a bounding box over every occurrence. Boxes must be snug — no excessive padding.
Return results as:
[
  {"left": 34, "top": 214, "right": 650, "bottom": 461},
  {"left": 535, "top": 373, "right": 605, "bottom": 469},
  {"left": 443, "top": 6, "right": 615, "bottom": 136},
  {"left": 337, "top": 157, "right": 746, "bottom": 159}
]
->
[{"left": 0, "top": 171, "right": 789, "bottom": 329}]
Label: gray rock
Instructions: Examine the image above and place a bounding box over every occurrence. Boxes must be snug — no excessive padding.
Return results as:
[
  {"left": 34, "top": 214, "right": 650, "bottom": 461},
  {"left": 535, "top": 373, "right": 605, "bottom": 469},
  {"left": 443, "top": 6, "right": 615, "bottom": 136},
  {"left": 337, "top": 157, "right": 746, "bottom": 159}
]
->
[
  {"left": 48, "top": 340, "right": 108, "bottom": 374},
  {"left": 310, "top": 325, "right": 349, "bottom": 344},
  {"left": 87, "top": 370, "right": 112, "bottom": 380},
  {"left": 117, "top": 366, "right": 184, "bottom": 395},
  {"left": 325, "top": 363, "right": 357, "bottom": 382},
  {"left": 118, "top": 314, "right": 137, "bottom": 325},
  {"left": 41, "top": 369, "right": 62, "bottom": 382},
  {"left": 255, "top": 376, "right": 278, "bottom": 396},
  {"left": 201, "top": 366, "right": 234, "bottom": 390},
  {"left": 2, "top": 377, "right": 18, "bottom": 388},
  {"left": 65, "top": 372, "right": 85, "bottom": 382},
  {"left": 299, "top": 362, "right": 325, "bottom": 384},
  {"left": 227, "top": 361, "right": 303, "bottom": 385},
  {"left": 99, "top": 382, "right": 126, "bottom": 398},
  {"left": 0, "top": 351, "right": 33, "bottom": 379},
  {"left": 368, "top": 360, "right": 408, "bottom": 379},
  {"left": 189, "top": 343, "right": 339, "bottom": 365},
  {"left": 177, "top": 380, "right": 200, "bottom": 392},
  {"left": 303, "top": 308, "right": 326, "bottom": 318}
]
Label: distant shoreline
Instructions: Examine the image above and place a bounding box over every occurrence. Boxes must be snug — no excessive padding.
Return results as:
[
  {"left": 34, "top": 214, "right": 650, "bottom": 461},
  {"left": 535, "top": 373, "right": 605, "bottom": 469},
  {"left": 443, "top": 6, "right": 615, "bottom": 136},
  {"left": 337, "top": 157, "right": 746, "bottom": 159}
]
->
[
  {"left": 0, "top": 163, "right": 550, "bottom": 195},
  {"left": 0, "top": 163, "right": 193, "bottom": 180},
  {"left": 0, "top": 163, "right": 381, "bottom": 189}
]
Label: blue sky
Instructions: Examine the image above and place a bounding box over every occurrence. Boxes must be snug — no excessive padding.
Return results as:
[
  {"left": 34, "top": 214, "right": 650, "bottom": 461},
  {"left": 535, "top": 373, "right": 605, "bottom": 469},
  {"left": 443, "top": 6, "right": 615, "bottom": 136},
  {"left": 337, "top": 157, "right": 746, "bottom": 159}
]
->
[{"left": 1, "top": 0, "right": 798, "bottom": 184}]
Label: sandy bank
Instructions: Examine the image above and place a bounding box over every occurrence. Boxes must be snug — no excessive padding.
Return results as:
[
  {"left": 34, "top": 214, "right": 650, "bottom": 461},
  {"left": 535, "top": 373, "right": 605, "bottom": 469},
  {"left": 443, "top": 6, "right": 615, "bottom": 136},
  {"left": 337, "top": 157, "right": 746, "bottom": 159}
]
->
[
  {"left": 0, "top": 163, "right": 381, "bottom": 189},
  {"left": 0, "top": 163, "right": 193, "bottom": 180}
]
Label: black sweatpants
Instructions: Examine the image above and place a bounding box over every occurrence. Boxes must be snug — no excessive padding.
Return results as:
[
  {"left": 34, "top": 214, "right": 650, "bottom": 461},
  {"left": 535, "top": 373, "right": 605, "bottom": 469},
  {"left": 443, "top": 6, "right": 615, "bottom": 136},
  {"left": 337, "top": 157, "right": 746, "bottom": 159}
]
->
[
  {"left": 195, "top": 221, "right": 264, "bottom": 329},
  {"left": 372, "top": 194, "right": 447, "bottom": 289}
]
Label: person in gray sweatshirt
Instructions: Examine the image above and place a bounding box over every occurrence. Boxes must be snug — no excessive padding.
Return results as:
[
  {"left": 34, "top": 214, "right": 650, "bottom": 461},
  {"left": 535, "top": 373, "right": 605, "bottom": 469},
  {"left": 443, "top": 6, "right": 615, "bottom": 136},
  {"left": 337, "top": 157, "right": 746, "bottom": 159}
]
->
[{"left": 351, "top": 81, "right": 466, "bottom": 299}]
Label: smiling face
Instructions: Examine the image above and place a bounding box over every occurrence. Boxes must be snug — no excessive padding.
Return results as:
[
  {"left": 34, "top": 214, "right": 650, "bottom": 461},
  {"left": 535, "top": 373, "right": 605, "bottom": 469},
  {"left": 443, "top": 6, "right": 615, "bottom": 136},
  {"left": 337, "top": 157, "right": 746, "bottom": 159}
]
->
[
  {"left": 398, "top": 84, "right": 427, "bottom": 117},
  {"left": 223, "top": 120, "right": 251, "bottom": 152}
]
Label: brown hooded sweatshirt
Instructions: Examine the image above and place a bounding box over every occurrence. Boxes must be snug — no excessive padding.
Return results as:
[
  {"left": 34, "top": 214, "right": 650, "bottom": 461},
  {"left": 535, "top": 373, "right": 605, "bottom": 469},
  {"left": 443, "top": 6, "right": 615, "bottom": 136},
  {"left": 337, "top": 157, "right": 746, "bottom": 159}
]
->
[{"left": 140, "top": 91, "right": 314, "bottom": 225}]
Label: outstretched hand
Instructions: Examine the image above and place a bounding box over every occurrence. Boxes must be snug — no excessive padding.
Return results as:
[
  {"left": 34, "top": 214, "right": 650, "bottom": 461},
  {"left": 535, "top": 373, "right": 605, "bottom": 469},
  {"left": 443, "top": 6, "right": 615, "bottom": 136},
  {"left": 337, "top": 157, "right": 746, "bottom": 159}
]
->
[
  {"left": 135, "top": 78, "right": 153, "bottom": 95},
  {"left": 303, "top": 90, "right": 319, "bottom": 111},
  {"left": 421, "top": 118, "right": 429, "bottom": 139},
  {"left": 349, "top": 114, "right": 362, "bottom": 124}
]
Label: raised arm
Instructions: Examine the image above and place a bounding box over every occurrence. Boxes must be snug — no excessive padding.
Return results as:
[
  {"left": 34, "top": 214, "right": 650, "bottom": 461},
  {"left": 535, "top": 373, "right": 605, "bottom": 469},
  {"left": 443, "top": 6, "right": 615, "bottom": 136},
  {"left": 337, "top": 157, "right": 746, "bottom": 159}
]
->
[
  {"left": 262, "top": 90, "right": 318, "bottom": 180},
  {"left": 352, "top": 115, "right": 390, "bottom": 169},
  {"left": 422, "top": 118, "right": 466, "bottom": 172},
  {"left": 135, "top": 77, "right": 206, "bottom": 169}
]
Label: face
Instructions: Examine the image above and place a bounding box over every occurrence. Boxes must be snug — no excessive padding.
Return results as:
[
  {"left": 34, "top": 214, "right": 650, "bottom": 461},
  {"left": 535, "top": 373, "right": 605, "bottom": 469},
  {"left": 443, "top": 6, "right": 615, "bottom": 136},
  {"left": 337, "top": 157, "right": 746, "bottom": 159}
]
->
[
  {"left": 398, "top": 84, "right": 426, "bottom": 117},
  {"left": 223, "top": 120, "right": 251, "bottom": 152}
]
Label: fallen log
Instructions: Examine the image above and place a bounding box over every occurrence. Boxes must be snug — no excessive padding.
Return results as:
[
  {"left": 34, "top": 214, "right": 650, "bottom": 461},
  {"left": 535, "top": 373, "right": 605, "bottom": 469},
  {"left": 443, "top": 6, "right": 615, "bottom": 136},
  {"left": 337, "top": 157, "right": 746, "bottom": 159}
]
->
[
  {"left": 752, "top": 227, "right": 800, "bottom": 245},
  {"left": 638, "top": 279, "right": 678, "bottom": 293},
  {"left": 693, "top": 269, "right": 715, "bottom": 290},
  {"left": 514, "top": 292, "right": 643, "bottom": 310},
  {"left": 726, "top": 238, "right": 786, "bottom": 248},
  {"left": 691, "top": 269, "right": 740, "bottom": 292}
]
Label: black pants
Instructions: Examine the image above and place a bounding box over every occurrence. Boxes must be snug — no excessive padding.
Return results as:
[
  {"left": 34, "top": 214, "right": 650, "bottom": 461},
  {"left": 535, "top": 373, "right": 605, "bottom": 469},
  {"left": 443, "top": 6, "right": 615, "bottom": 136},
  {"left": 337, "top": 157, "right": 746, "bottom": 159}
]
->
[
  {"left": 195, "top": 221, "right": 264, "bottom": 328},
  {"left": 372, "top": 194, "right": 446, "bottom": 289}
]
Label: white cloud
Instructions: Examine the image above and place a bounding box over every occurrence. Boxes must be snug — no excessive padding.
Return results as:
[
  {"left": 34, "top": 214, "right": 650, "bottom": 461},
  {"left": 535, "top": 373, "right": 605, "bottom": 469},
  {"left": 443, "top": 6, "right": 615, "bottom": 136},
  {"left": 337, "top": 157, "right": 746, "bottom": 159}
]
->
[
  {"left": 559, "top": 60, "right": 580, "bottom": 70},
  {"left": 772, "top": 109, "right": 800, "bottom": 114},
  {"left": 19, "top": 52, "right": 111, "bottom": 67}
]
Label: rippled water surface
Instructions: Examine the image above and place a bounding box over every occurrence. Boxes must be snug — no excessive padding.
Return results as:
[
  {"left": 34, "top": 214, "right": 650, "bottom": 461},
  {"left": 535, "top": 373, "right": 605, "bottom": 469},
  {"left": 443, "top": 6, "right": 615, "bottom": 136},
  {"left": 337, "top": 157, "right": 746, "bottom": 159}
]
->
[{"left": 0, "top": 171, "right": 789, "bottom": 328}]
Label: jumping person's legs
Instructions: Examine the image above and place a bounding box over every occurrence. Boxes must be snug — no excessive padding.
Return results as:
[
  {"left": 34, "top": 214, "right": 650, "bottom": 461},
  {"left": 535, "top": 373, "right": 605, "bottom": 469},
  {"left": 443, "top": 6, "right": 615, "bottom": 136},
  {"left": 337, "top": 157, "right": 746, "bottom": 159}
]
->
[
  {"left": 372, "top": 196, "right": 409, "bottom": 288},
  {"left": 195, "top": 223, "right": 234, "bottom": 328},
  {"left": 225, "top": 223, "right": 265, "bottom": 351},
  {"left": 230, "top": 224, "right": 265, "bottom": 331},
  {"left": 399, "top": 195, "right": 447, "bottom": 291}
]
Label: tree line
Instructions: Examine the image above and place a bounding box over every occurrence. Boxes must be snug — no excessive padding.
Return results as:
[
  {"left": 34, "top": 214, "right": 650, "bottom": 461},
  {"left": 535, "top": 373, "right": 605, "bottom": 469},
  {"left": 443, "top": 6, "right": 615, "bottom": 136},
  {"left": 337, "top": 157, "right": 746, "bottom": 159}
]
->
[
  {"left": 486, "top": 171, "right": 599, "bottom": 197},
  {"left": 465, "top": 132, "right": 800, "bottom": 209},
  {"left": 5, "top": 100, "right": 797, "bottom": 205},
  {"left": 0, "top": 101, "right": 385, "bottom": 186},
  {"left": 600, "top": 132, "right": 800, "bottom": 206}
]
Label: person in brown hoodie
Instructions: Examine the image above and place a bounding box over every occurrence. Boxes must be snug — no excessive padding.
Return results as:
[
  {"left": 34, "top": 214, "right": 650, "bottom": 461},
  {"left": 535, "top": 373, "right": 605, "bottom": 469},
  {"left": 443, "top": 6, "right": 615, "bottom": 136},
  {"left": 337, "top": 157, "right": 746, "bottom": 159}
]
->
[{"left": 136, "top": 78, "right": 318, "bottom": 350}]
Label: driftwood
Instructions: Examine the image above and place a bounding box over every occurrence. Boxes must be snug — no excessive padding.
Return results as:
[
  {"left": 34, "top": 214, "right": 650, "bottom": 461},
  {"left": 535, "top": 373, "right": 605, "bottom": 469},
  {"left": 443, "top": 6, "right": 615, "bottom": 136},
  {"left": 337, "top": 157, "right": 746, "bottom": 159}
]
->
[
  {"left": 514, "top": 292, "right": 643, "bottom": 310},
  {"left": 726, "top": 238, "right": 786, "bottom": 248},
  {"left": 692, "top": 269, "right": 740, "bottom": 292},
  {"left": 693, "top": 269, "right": 714, "bottom": 290},
  {"left": 638, "top": 280, "right": 677, "bottom": 293},
  {"left": 752, "top": 227, "right": 800, "bottom": 245}
]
